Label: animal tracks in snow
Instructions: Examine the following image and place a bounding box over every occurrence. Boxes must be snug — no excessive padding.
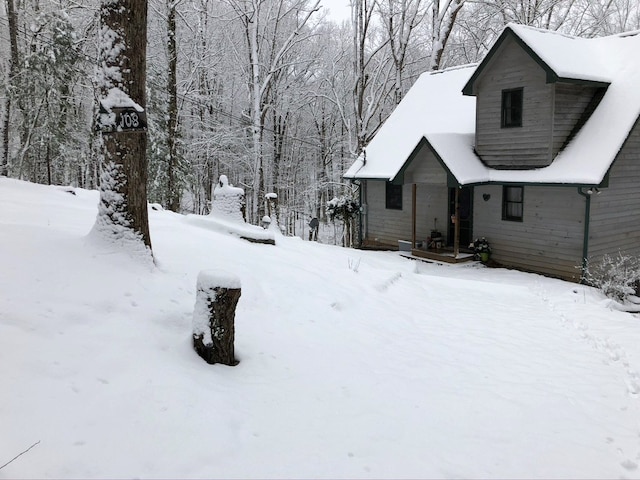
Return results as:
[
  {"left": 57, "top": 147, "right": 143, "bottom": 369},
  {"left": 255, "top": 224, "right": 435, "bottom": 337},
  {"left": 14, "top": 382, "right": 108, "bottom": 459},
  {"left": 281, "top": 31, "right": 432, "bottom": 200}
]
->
[
  {"left": 534, "top": 284, "right": 640, "bottom": 476},
  {"left": 535, "top": 285, "right": 640, "bottom": 398},
  {"left": 330, "top": 272, "right": 403, "bottom": 312},
  {"left": 374, "top": 272, "right": 402, "bottom": 292}
]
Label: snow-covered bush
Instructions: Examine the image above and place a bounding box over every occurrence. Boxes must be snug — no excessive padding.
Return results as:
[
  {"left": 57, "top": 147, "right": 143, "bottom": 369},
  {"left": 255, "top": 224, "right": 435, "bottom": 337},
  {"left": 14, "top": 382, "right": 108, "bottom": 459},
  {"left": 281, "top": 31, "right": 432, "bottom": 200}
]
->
[
  {"left": 210, "top": 175, "right": 245, "bottom": 222},
  {"left": 470, "top": 237, "right": 492, "bottom": 255},
  {"left": 326, "top": 195, "right": 359, "bottom": 247},
  {"left": 326, "top": 196, "right": 359, "bottom": 222},
  {"left": 582, "top": 253, "right": 640, "bottom": 301}
]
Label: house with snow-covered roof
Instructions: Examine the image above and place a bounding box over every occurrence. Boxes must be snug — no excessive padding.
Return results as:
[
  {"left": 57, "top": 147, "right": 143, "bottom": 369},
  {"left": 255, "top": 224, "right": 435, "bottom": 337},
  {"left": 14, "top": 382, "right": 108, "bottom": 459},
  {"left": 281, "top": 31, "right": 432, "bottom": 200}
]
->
[{"left": 344, "top": 23, "right": 640, "bottom": 281}]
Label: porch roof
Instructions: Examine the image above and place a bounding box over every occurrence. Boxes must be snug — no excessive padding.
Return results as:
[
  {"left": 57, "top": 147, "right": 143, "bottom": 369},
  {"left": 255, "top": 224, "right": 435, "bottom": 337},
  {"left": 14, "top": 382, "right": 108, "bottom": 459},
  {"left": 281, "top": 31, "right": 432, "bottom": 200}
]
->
[{"left": 343, "top": 64, "right": 476, "bottom": 181}]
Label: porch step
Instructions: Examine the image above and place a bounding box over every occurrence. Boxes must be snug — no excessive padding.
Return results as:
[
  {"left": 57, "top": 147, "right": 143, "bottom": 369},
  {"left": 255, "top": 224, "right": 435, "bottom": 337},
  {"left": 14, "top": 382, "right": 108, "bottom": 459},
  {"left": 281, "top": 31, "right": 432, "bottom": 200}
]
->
[{"left": 404, "top": 248, "right": 476, "bottom": 264}]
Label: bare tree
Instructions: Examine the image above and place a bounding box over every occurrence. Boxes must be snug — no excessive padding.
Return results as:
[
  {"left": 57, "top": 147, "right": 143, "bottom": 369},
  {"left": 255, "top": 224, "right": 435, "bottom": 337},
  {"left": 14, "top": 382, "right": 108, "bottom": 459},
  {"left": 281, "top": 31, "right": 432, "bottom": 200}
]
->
[
  {"left": 378, "top": 0, "right": 427, "bottom": 103},
  {"left": 429, "top": 0, "right": 466, "bottom": 70},
  {"left": 1, "top": 0, "right": 19, "bottom": 177},
  {"left": 351, "top": 0, "right": 394, "bottom": 154},
  {"left": 224, "top": 0, "right": 321, "bottom": 222},
  {"left": 166, "top": 0, "right": 183, "bottom": 211}
]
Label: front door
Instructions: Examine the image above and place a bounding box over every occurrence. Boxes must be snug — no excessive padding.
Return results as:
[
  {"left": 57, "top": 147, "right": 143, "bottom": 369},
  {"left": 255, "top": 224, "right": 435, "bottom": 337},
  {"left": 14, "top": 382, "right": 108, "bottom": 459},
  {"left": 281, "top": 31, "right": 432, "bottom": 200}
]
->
[{"left": 448, "top": 187, "right": 473, "bottom": 248}]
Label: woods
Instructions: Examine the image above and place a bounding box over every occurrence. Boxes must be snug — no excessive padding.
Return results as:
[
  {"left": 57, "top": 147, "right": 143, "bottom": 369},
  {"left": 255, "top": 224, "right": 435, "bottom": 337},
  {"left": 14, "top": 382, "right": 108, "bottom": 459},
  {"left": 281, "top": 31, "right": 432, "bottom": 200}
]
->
[{"left": 1, "top": 0, "right": 639, "bottom": 236}]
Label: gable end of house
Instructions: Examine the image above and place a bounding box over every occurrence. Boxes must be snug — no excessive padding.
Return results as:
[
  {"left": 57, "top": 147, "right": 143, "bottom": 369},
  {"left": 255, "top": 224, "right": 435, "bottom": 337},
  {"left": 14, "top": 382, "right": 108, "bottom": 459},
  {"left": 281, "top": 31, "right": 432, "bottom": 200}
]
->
[{"left": 462, "top": 27, "right": 610, "bottom": 97}]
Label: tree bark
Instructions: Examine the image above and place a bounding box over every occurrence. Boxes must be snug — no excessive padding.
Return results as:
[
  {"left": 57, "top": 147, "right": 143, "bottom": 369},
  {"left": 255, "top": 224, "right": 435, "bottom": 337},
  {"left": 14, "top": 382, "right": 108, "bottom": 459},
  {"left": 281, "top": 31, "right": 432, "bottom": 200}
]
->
[
  {"left": 429, "top": 0, "right": 466, "bottom": 71},
  {"left": 193, "top": 284, "right": 241, "bottom": 366},
  {"left": 167, "top": 0, "right": 180, "bottom": 212},
  {"left": 2, "top": 0, "right": 20, "bottom": 177},
  {"left": 96, "top": 0, "right": 152, "bottom": 250}
]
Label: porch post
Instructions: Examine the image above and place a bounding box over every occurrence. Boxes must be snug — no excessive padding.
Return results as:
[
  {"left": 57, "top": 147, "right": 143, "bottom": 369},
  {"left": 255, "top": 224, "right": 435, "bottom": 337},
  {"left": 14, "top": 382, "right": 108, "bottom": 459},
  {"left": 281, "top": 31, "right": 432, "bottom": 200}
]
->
[
  {"left": 411, "top": 183, "right": 417, "bottom": 248},
  {"left": 453, "top": 186, "right": 460, "bottom": 258}
]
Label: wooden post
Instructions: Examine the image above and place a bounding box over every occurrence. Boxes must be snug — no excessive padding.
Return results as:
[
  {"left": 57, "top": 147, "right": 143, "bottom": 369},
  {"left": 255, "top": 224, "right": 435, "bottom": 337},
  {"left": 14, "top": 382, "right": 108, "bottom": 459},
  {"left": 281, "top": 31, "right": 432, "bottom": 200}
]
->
[
  {"left": 453, "top": 187, "right": 461, "bottom": 258},
  {"left": 192, "top": 270, "right": 241, "bottom": 366},
  {"left": 412, "top": 183, "right": 417, "bottom": 248}
]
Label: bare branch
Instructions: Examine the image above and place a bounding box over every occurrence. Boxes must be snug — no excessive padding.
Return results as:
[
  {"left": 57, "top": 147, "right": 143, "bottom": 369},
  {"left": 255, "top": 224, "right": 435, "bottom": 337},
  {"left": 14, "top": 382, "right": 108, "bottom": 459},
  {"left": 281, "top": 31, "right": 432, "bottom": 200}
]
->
[{"left": 0, "top": 440, "right": 41, "bottom": 471}]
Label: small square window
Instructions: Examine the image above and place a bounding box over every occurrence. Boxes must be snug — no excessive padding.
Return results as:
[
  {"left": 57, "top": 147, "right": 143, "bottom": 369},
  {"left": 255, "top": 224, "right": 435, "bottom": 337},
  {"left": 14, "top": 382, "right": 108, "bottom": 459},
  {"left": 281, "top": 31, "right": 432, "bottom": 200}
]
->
[
  {"left": 501, "top": 88, "right": 523, "bottom": 128},
  {"left": 503, "top": 186, "right": 523, "bottom": 221},
  {"left": 385, "top": 182, "right": 402, "bottom": 210}
]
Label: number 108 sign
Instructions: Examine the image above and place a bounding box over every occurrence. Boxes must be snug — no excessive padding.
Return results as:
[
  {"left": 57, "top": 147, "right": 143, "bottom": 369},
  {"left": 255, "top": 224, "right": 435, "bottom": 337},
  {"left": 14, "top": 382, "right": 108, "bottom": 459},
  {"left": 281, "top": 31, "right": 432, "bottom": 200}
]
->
[
  {"left": 114, "top": 108, "right": 147, "bottom": 132},
  {"left": 97, "top": 105, "right": 147, "bottom": 134}
]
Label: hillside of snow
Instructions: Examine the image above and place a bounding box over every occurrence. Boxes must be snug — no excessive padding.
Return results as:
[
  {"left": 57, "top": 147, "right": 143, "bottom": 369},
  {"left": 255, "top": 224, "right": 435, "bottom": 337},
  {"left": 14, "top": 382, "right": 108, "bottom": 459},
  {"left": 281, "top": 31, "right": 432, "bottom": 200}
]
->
[{"left": 2, "top": 178, "right": 640, "bottom": 479}]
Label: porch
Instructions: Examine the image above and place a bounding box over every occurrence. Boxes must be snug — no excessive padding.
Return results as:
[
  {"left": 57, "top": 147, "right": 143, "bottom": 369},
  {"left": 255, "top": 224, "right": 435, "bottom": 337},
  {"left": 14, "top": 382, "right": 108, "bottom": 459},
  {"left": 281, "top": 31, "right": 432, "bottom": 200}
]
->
[
  {"left": 398, "top": 239, "right": 476, "bottom": 264},
  {"left": 399, "top": 181, "right": 474, "bottom": 264}
]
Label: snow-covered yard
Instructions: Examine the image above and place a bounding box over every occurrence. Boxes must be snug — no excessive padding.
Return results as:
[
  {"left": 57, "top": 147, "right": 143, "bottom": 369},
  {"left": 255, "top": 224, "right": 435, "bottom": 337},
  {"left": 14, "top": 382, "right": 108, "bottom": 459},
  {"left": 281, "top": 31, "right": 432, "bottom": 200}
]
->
[{"left": 2, "top": 177, "right": 640, "bottom": 479}]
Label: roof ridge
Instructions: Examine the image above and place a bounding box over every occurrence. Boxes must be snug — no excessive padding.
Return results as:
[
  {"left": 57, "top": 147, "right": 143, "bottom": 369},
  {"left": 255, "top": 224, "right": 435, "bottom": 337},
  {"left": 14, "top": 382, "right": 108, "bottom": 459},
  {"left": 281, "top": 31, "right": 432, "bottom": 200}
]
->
[
  {"left": 509, "top": 22, "right": 640, "bottom": 42},
  {"left": 428, "top": 63, "right": 478, "bottom": 76},
  {"left": 507, "top": 22, "right": 578, "bottom": 41}
]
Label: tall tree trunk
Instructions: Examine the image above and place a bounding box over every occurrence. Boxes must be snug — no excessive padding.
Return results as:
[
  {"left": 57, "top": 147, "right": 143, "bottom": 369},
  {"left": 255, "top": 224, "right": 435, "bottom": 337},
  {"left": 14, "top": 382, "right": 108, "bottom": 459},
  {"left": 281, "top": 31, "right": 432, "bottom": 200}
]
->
[
  {"left": 167, "top": 0, "right": 180, "bottom": 211},
  {"left": 429, "top": 0, "right": 466, "bottom": 71},
  {"left": 1, "top": 94, "right": 10, "bottom": 178},
  {"left": 94, "top": 0, "right": 152, "bottom": 252},
  {"left": 249, "top": 7, "right": 263, "bottom": 223},
  {"left": 2, "top": 0, "right": 20, "bottom": 177}
]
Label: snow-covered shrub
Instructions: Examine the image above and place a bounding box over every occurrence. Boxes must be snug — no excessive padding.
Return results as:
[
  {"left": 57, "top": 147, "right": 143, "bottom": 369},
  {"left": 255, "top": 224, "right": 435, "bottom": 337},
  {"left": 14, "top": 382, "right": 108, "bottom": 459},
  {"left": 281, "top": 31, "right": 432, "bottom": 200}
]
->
[
  {"left": 582, "top": 253, "right": 640, "bottom": 301},
  {"left": 326, "top": 196, "right": 359, "bottom": 222},
  {"left": 326, "top": 195, "right": 360, "bottom": 247},
  {"left": 210, "top": 175, "right": 245, "bottom": 222},
  {"left": 470, "top": 237, "right": 492, "bottom": 255}
]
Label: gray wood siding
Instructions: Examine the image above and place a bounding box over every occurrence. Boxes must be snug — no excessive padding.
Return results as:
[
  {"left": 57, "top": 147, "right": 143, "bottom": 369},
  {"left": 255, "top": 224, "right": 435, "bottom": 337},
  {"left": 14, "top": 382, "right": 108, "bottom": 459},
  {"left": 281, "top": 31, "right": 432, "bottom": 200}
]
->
[
  {"left": 589, "top": 122, "right": 640, "bottom": 261},
  {"left": 475, "top": 36, "right": 553, "bottom": 168},
  {"left": 404, "top": 142, "right": 448, "bottom": 185},
  {"left": 364, "top": 180, "right": 412, "bottom": 246},
  {"left": 403, "top": 145, "right": 450, "bottom": 242},
  {"left": 414, "top": 184, "right": 449, "bottom": 243},
  {"left": 363, "top": 146, "right": 451, "bottom": 246},
  {"left": 552, "top": 83, "right": 598, "bottom": 157},
  {"left": 473, "top": 185, "right": 585, "bottom": 280},
  {"left": 364, "top": 180, "right": 449, "bottom": 247}
]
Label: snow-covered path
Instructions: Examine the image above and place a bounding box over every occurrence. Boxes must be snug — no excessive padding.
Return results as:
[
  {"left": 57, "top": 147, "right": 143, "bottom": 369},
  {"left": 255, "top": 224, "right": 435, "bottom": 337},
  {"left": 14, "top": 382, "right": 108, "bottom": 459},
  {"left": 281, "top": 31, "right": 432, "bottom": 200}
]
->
[{"left": 2, "top": 178, "right": 640, "bottom": 479}]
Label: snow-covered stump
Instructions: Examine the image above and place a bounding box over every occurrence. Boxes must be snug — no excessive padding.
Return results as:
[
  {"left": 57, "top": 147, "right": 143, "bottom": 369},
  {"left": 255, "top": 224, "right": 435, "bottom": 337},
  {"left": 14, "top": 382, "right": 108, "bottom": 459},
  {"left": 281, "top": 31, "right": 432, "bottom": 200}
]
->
[{"left": 192, "top": 270, "right": 241, "bottom": 366}]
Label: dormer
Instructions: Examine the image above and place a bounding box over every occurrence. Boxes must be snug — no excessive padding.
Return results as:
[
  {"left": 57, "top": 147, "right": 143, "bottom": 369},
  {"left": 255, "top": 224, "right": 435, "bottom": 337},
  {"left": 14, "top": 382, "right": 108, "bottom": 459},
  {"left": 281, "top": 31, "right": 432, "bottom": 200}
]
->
[{"left": 462, "top": 25, "right": 610, "bottom": 170}]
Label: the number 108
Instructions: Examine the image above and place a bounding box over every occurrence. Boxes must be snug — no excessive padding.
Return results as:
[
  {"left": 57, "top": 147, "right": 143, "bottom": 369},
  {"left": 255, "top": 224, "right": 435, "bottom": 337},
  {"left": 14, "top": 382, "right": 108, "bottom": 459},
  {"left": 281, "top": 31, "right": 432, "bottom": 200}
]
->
[{"left": 119, "top": 112, "right": 140, "bottom": 129}]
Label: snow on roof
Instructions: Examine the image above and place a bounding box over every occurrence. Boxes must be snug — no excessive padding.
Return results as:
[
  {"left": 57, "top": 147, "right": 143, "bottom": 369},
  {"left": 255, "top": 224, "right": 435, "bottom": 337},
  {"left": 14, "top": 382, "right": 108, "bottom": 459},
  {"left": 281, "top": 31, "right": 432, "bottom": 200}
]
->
[
  {"left": 344, "top": 65, "right": 476, "bottom": 181},
  {"left": 505, "top": 23, "right": 612, "bottom": 84},
  {"left": 346, "top": 25, "right": 640, "bottom": 186},
  {"left": 548, "top": 29, "right": 640, "bottom": 185}
]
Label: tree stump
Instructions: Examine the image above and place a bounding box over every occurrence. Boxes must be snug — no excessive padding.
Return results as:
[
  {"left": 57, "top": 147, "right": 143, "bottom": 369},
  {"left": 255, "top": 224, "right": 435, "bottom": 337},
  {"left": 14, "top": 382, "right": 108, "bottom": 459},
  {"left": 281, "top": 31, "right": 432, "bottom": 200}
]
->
[{"left": 192, "top": 270, "right": 241, "bottom": 366}]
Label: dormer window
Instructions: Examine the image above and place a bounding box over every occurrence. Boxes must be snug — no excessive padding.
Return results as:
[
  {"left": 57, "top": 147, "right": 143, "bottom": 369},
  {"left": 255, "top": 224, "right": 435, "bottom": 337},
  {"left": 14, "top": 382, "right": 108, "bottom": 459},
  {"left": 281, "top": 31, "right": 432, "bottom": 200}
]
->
[{"left": 501, "top": 88, "right": 523, "bottom": 128}]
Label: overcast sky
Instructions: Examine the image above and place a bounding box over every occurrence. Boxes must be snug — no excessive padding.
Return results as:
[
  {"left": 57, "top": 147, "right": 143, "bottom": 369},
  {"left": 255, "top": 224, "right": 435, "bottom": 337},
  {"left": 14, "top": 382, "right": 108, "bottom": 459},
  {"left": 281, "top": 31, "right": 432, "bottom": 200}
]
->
[{"left": 320, "top": 0, "right": 351, "bottom": 22}]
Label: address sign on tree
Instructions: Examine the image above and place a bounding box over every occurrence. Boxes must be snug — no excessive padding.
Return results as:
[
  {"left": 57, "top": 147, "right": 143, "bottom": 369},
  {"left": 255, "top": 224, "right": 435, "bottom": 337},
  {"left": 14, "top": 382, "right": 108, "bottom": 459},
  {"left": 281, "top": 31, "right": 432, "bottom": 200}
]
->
[{"left": 97, "top": 88, "right": 147, "bottom": 134}]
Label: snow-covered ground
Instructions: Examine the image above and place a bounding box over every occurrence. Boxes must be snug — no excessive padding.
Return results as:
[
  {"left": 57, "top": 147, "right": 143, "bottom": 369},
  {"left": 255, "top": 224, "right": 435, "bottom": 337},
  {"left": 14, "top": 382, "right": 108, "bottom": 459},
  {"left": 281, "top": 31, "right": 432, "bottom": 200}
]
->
[{"left": 2, "top": 178, "right": 640, "bottom": 479}]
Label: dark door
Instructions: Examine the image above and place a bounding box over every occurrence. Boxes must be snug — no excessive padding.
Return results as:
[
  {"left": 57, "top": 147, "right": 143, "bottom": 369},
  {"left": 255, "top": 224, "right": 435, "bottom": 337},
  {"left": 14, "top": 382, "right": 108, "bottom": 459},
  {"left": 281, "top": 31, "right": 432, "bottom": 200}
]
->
[{"left": 448, "top": 187, "right": 473, "bottom": 248}]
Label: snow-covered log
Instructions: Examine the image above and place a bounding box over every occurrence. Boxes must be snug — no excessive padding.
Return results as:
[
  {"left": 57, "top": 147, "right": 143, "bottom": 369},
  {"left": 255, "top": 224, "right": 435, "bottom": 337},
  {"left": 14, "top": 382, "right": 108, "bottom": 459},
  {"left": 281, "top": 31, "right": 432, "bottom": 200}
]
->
[{"left": 192, "top": 270, "right": 241, "bottom": 366}]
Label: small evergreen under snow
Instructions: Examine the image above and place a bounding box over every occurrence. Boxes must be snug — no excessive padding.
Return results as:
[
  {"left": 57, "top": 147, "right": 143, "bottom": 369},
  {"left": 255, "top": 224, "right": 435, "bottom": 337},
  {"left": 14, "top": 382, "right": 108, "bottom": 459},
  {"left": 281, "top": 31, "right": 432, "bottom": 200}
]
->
[
  {"left": 184, "top": 175, "right": 275, "bottom": 243},
  {"left": 2, "top": 178, "right": 640, "bottom": 478},
  {"left": 209, "top": 175, "right": 245, "bottom": 223}
]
